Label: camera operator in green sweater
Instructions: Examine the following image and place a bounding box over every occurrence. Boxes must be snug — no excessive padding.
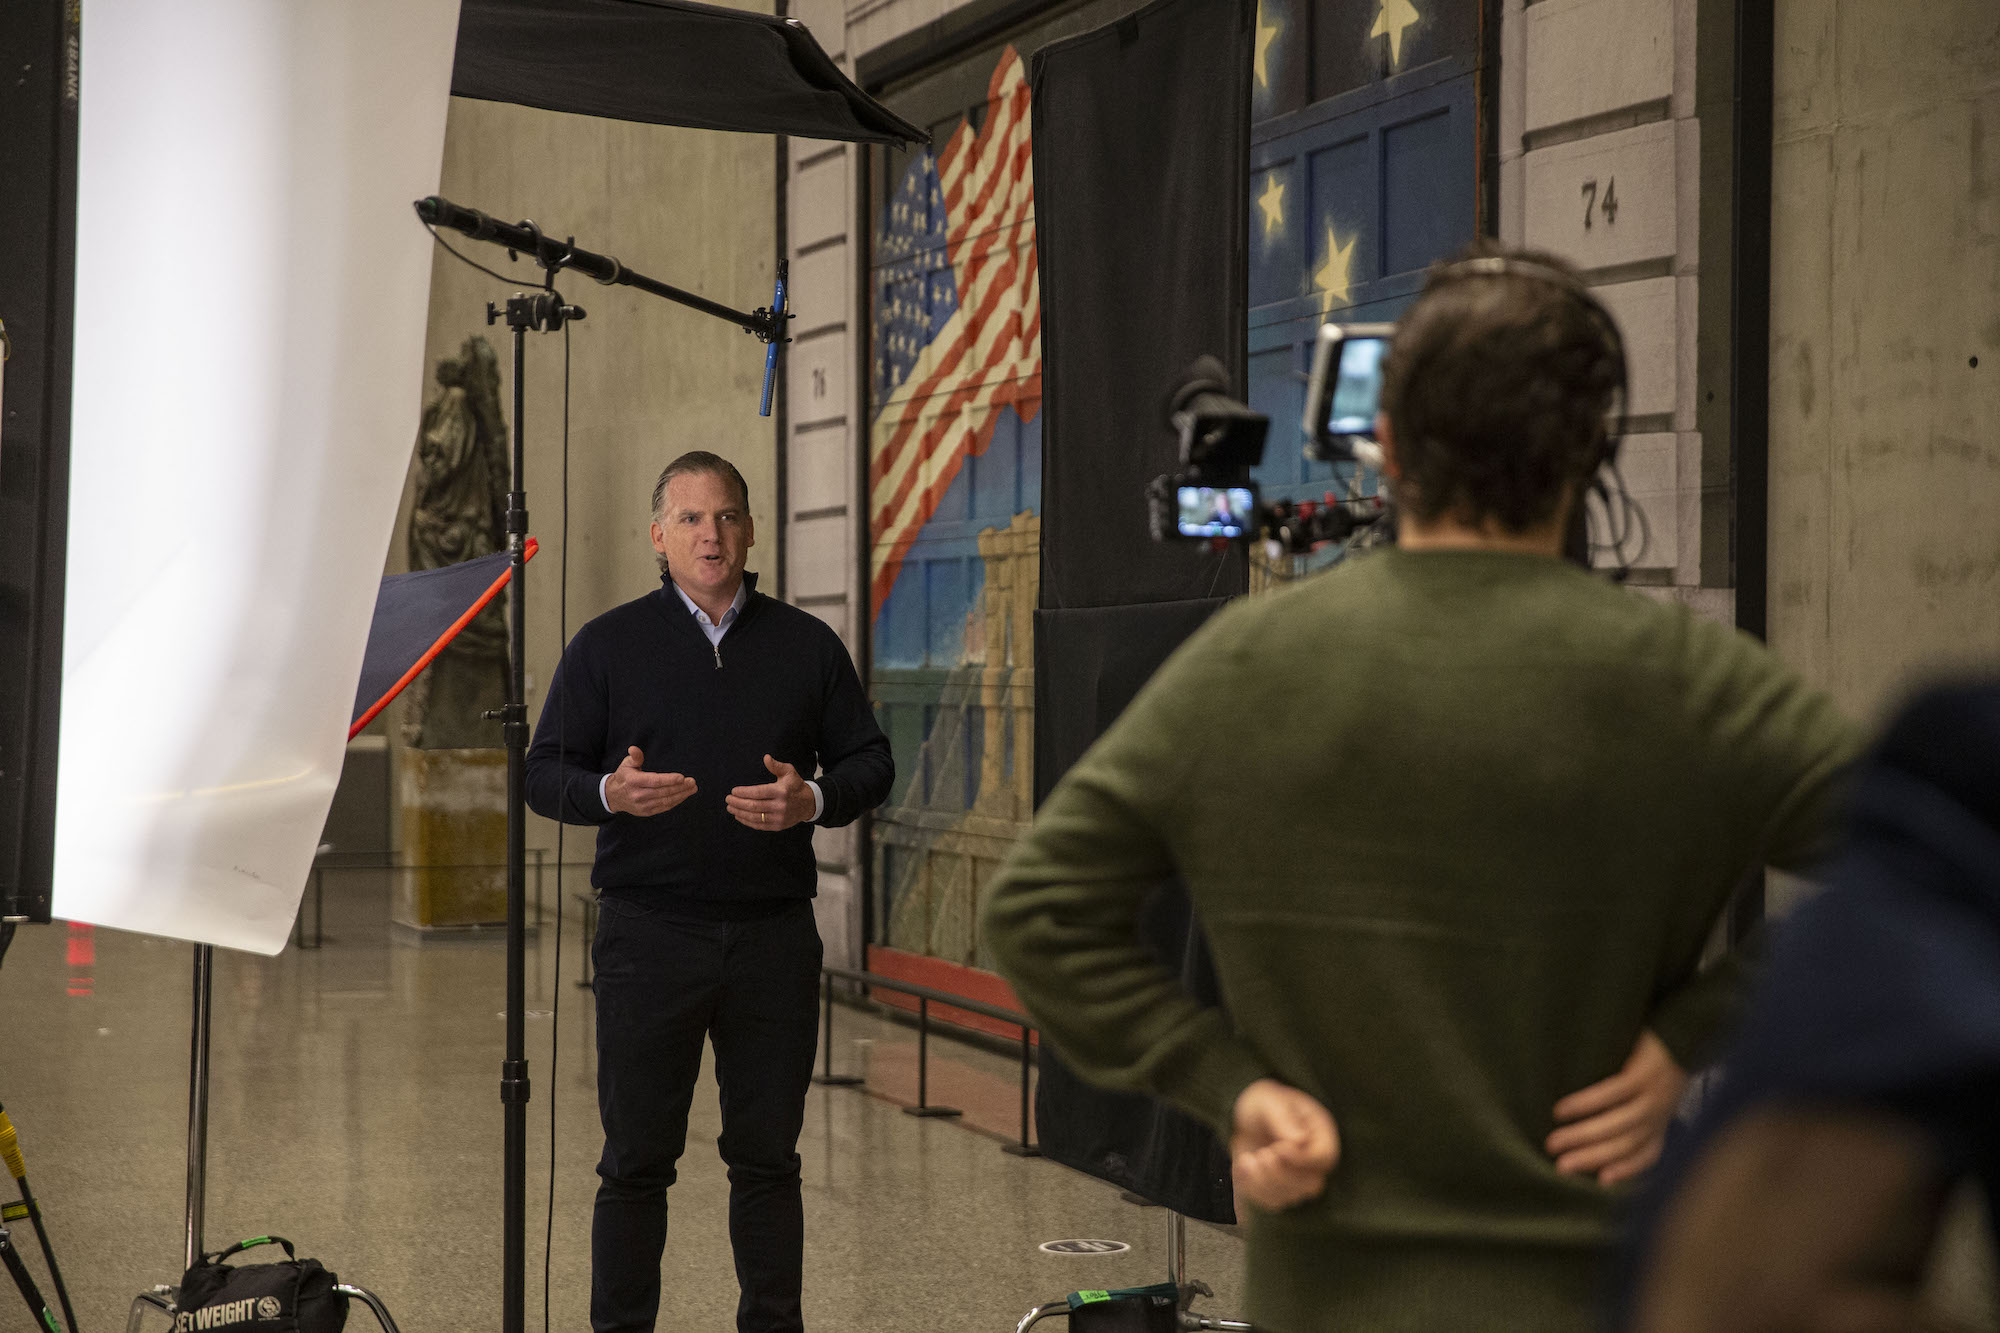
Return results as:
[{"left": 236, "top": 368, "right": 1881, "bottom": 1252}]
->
[{"left": 982, "top": 243, "right": 1863, "bottom": 1332}]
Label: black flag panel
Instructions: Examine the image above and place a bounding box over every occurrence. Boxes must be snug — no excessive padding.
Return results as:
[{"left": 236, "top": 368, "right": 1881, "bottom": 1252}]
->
[
  {"left": 453, "top": 0, "right": 925, "bottom": 145},
  {"left": 1032, "top": 0, "right": 1253, "bottom": 612}
]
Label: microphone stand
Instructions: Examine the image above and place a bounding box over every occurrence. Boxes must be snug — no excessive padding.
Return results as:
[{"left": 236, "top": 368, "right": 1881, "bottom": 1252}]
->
[
  {"left": 417, "top": 197, "right": 790, "bottom": 347},
  {"left": 414, "top": 195, "right": 789, "bottom": 1333}
]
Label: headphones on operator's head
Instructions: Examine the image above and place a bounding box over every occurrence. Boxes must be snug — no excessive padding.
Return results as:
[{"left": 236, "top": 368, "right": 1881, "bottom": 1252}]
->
[
  {"left": 1426, "top": 255, "right": 1629, "bottom": 470},
  {"left": 1423, "top": 254, "right": 1642, "bottom": 573}
]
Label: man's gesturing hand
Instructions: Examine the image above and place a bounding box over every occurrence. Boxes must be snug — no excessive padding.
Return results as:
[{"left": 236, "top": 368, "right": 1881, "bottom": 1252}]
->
[
  {"left": 726, "top": 755, "right": 816, "bottom": 832},
  {"left": 1547, "top": 1028, "right": 1689, "bottom": 1186},
  {"left": 604, "top": 747, "right": 698, "bottom": 817},
  {"left": 1230, "top": 1079, "right": 1340, "bottom": 1213}
]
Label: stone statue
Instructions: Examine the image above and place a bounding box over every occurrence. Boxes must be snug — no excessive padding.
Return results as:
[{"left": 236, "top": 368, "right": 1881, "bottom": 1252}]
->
[{"left": 403, "top": 336, "right": 509, "bottom": 749}]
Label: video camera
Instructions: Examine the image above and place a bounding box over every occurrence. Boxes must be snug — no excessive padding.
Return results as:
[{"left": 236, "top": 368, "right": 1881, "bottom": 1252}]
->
[
  {"left": 1301, "top": 322, "right": 1394, "bottom": 468},
  {"left": 1145, "top": 355, "right": 1267, "bottom": 541},
  {"left": 1148, "top": 257, "right": 1648, "bottom": 571},
  {"left": 1146, "top": 335, "right": 1393, "bottom": 554}
]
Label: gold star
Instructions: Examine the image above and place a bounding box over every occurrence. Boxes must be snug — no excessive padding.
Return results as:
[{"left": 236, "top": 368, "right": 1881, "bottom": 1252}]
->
[
  {"left": 1255, "top": 5, "right": 1281, "bottom": 89},
  {"left": 1370, "top": 0, "right": 1420, "bottom": 68},
  {"left": 1314, "top": 225, "right": 1356, "bottom": 308},
  {"left": 1256, "top": 173, "right": 1286, "bottom": 238}
]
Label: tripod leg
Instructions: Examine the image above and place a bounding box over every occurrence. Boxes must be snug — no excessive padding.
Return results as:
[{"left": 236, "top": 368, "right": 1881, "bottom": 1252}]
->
[
  {"left": 1014, "top": 1299, "right": 1070, "bottom": 1332},
  {"left": 1, "top": 1227, "right": 62, "bottom": 1333},
  {"left": 334, "top": 1283, "right": 404, "bottom": 1333},
  {"left": 2, "top": 1106, "right": 79, "bottom": 1333},
  {"left": 17, "top": 1184, "right": 78, "bottom": 1333},
  {"left": 126, "top": 1288, "right": 175, "bottom": 1333}
]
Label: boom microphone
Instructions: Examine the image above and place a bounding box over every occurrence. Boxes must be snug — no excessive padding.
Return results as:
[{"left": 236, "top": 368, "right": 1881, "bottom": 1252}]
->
[{"left": 759, "top": 260, "right": 789, "bottom": 418}]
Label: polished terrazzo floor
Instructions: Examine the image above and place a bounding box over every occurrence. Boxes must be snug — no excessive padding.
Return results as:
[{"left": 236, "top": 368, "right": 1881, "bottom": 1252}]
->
[{"left": 0, "top": 878, "right": 1243, "bottom": 1332}]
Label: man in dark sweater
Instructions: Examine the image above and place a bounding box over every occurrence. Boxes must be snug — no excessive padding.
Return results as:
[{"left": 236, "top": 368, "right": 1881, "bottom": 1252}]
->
[
  {"left": 525, "top": 451, "right": 892, "bottom": 1333},
  {"left": 983, "top": 246, "right": 1863, "bottom": 1331},
  {"left": 1626, "top": 681, "right": 2000, "bottom": 1331}
]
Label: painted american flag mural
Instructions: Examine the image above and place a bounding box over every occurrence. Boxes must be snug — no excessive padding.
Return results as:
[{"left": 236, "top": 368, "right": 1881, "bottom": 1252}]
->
[
  {"left": 869, "top": 48, "right": 1041, "bottom": 620},
  {"left": 867, "top": 46, "right": 1044, "bottom": 961}
]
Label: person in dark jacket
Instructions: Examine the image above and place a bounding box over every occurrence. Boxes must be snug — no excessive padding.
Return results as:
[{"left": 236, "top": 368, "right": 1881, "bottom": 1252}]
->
[
  {"left": 1625, "top": 680, "right": 2000, "bottom": 1332},
  {"left": 525, "top": 450, "right": 892, "bottom": 1333}
]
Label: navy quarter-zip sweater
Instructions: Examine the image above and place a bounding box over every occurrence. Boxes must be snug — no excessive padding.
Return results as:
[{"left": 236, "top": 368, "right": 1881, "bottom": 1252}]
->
[{"left": 524, "top": 572, "right": 893, "bottom": 904}]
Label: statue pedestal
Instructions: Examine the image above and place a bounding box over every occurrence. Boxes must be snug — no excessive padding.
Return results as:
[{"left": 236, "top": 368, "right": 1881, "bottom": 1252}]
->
[{"left": 394, "top": 747, "right": 520, "bottom": 938}]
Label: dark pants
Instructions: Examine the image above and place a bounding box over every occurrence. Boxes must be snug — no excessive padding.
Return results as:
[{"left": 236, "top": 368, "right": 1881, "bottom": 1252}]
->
[{"left": 590, "top": 895, "right": 823, "bottom": 1333}]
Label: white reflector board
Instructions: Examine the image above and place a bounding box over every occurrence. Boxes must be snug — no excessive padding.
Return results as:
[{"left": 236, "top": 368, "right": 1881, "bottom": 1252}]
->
[{"left": 55, "top": 0, "right": 463, "bottom": 953}]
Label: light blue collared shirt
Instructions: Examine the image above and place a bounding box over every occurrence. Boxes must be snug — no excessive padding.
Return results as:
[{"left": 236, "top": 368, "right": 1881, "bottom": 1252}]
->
[
  {"left": 598, "top": 579, "right": 822, "bottom": 820},
  {"left": 670, "top": 577, "right": 747, "bottom": 649}
]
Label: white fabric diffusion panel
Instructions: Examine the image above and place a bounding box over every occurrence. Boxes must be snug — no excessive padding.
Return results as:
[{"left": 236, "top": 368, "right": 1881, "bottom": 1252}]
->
[{"left": 56, "top": 0, "right": 462, "bottom": 953}]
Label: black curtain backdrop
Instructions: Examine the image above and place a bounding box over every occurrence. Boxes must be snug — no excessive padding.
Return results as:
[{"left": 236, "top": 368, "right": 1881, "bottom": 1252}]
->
[
  {"left": 1032, "top": 598, "right": 1234, "bottom": 1221},
  {"left": 0, "top": 2, "right": 77, "bottom": 922},
  {"left": 1033, "top": 0, "right": 1252, "bottom": 612},
  {"left": 1031, "top": 599, "right": 1232, "bottom": 811},
  {"left": 1029, "top": 0, "right": 1253, "bottom": 1225},
  {"left": 454, "top": 0, "right": 925, "bottom": 145}
]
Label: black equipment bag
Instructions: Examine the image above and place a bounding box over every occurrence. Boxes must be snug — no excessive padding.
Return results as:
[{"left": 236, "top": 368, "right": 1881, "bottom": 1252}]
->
[
  {"left": 1066, "top": 1283, "right": 1180, "bottom": 1332},
  {"left": 176, "top": 1235, "right": 346, "bottom": 1333}
]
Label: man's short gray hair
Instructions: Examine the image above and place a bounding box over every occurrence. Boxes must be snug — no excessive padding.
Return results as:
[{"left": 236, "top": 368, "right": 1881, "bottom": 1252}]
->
[
  {"left": 651, "top": 451, "right": 750, "bottom": 524},
  {"left": 651, "top": 452, "right": 750, "bottom": 574}
]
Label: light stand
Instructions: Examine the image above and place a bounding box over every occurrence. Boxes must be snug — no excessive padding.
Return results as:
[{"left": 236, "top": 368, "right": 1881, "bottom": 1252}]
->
[
  {"left": 184, "top": 945, "right": 214, "bottom": 1275},
  {"left": 416, "top": 195, "right": 789, "bottom": 1333},
  {"left": 128, "top": 943, "right": 407, "bottom": 1333},
  {"left": 486, "top": 288, "right": 582, "bottom": 1333}
]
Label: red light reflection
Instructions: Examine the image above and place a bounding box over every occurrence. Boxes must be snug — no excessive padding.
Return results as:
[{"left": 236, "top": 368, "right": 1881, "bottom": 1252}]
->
[{"left": 67, "top": 921, "right": 95, "bottom": 996}]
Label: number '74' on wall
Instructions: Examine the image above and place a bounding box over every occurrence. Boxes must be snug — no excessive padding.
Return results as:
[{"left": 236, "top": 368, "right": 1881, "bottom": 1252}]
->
[{"left": 1582, "top": 177, "right": 1619, "bottom": 230}]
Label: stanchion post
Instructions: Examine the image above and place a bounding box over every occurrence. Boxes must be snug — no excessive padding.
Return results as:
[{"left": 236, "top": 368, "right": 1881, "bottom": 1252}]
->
[
  {"left": 901, "top": 994, "right": 961, "bottom": 1118},
  {"left": 812, "top": 971, "right": 862, "bottom": 1088},
  {"left": 1001, "top": 1024, "right": 1040, "bottom": 1156}
]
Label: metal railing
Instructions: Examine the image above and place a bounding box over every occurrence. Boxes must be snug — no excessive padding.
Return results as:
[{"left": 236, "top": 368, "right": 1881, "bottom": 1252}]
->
[
  {"left": 815, "top": 965, "right": 1040, "bottom": 1158},
  {"left": 555, "top": 901, "right": 1042, "bottom": 1157}
]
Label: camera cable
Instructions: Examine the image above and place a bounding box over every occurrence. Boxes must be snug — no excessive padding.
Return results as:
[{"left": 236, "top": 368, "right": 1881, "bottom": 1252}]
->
[
  {"left": 1586, "top": 460, "right": 1650, "bottom": 579},
  {"left": 541, "top": 313, "right": 578, "bottom": 1333},
  {"left": 423, "top": 222, "right": 545, "bottom": 290}
]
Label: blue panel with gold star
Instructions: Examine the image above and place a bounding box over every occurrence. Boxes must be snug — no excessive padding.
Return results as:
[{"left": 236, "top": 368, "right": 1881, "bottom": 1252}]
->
[
  {"left": 1251, "top": 0, "right": 1309, "bottom": 122},
  {"left": 1245, "top": 0, "right": 1482, "bottom": 505}
]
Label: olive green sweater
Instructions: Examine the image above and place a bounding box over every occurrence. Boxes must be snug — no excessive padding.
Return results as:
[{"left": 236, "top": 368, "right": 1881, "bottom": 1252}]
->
[{"left": 983, "top": 548, "right": 1861, "bottom": 1333}]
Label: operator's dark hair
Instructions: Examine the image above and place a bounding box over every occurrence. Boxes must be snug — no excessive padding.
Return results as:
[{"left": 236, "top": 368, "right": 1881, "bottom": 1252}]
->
[
  {"left": 651, "top": 451, "right": 751, "bottom": 573},
  {"left": 1380, "top": 239, "right": 1625, "bottom": 533}
]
